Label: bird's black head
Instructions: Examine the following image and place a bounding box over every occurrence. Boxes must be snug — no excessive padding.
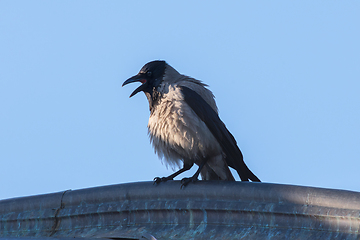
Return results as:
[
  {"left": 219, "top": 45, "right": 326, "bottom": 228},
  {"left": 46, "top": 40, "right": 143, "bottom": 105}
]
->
[{"left": 122, "top": 60, "right": 166, "bottom": 98}]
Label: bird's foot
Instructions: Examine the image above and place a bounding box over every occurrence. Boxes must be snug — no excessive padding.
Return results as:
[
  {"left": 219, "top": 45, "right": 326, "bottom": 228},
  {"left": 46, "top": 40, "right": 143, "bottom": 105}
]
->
[
  {"left": 153, "top": 176, "right": 173, "bottom": 185},
  {"left": 180, "top": 176, "right": 198, "bottom": 189}
]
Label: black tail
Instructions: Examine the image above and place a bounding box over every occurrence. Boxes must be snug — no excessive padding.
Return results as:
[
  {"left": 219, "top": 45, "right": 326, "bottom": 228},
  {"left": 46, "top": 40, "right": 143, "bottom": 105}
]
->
[{"left": 237, "top": 164, "right": 261, "bottom": 182}]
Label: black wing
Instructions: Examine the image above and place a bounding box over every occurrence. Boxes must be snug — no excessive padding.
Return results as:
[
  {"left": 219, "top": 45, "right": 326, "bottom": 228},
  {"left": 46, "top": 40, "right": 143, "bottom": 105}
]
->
[{"left": 180, "top": 86, "right": 260, "bottom": 182}]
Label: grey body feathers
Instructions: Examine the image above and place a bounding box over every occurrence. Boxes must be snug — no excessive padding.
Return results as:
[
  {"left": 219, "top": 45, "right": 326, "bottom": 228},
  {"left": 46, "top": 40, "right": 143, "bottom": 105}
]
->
[{"left": 147, "top": 65, "right": 234, "bottom": 180}]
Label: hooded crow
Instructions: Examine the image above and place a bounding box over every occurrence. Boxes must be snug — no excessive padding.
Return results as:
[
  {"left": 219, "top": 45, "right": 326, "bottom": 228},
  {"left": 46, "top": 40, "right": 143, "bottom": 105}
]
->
[{"left": 123, "top": 60, "right": 260, "bottom": 187}]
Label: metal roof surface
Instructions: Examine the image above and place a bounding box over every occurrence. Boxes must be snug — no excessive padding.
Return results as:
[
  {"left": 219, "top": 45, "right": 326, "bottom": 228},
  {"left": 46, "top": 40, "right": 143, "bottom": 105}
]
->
[{"left": 1, "top": 181, "right": 360, "bottom": 239}]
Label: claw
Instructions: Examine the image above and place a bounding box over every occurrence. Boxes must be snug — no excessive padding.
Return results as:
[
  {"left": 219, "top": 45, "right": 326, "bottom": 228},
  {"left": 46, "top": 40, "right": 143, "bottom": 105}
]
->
[
  {"left": 153, "top": 177, "right": 161, "bottom": 185},
  {"left": 180, "top": 176, "right": 198, "bottom": 188},
  {"left": 153, "top": 176, "right": 172, "bottom": 185}
]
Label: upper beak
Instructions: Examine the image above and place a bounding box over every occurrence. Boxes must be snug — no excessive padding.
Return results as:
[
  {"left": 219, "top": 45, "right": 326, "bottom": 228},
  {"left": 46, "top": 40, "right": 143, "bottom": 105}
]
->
[{"left": 122, "top": 74, "right": 147, "bottom": 98}]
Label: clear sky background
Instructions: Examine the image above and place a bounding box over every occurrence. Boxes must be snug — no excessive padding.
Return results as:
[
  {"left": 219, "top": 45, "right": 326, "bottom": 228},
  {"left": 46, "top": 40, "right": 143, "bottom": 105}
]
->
[{"left": 1, "top": 1, "right": 359, "bottom": 200}]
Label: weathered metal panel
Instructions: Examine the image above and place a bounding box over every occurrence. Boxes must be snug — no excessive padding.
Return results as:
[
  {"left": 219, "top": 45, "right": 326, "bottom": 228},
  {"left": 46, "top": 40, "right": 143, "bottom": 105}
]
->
[
  {"left": 1, "top": 181, "right": 360, "bottom": 239},
  {"left": 0, "top": 238, "right": 101, "bottom": 240},
  {"left": 0, "top": 191, "right": 65, "bottom": 237}
]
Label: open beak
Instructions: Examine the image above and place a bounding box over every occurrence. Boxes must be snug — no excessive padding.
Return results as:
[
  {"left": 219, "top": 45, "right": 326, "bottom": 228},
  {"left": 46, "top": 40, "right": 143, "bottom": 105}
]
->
[{"left": 122, "top": 74, "right": 148, "bottom": 98}]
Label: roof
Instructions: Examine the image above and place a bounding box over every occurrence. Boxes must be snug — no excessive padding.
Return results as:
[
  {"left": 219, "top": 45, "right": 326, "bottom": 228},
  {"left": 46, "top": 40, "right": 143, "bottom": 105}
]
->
[{"left": 1, "top": 181, "right": 360, "bottom": 239}]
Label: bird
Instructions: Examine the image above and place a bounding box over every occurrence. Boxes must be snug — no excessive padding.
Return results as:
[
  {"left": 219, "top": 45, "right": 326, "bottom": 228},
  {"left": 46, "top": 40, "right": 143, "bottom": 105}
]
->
[{"left": 122, "top": 60, "right": 260, "bottom": 187}]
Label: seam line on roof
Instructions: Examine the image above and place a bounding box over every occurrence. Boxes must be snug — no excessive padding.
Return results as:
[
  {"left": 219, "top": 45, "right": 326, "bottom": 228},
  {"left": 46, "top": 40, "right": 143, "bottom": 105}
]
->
[{"left": 49, "top": 189, "right": 71, "bottom": 236}]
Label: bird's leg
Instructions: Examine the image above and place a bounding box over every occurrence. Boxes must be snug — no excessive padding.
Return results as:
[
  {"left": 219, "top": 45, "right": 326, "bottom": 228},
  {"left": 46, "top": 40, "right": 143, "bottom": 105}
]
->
[
  {"left": 180, "top": 159, "right": 208, "bottom": 188},
  {"left": 153, "top": 162, "right": 193, "bottom": 185}
]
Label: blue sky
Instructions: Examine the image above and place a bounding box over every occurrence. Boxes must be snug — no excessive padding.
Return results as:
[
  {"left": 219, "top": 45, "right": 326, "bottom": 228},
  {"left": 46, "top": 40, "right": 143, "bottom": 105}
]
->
[{"left": 1, "top": 1, "right": 359, "bottom": 200}]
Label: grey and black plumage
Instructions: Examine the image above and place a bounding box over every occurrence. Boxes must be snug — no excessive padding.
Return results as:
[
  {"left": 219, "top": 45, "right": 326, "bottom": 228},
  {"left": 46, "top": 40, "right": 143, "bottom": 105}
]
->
[{"left": 123, "top": 60, "right": 260, "bottom": 187}]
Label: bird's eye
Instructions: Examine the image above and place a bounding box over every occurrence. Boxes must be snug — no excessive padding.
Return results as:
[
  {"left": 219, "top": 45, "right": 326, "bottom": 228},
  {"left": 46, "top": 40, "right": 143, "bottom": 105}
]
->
[{"left": 147, "top": 71, "right": 152, "bottom": 77}]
